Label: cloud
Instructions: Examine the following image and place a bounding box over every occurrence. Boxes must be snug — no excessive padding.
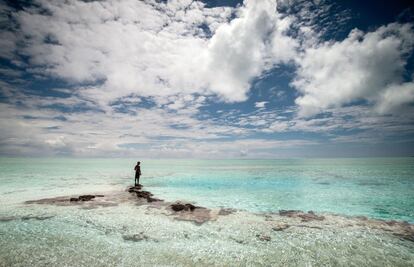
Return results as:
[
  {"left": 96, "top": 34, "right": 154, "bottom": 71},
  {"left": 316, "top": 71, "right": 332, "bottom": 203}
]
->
[
  {"left": 293, "top": 23, "right": 414, "bottom": 116},
  {"left": 205, "top": 0, "right": 297, "bottom": 101},
  {"left": 376, "top": 82, "right": 414, "bottom": 114},
  {"left": 11, "top": 0, "right": 225, "bottom": 104},
  {"left": 1, "top": 0, "right": 414, "bottom": 158},
  {"left": 0, "top": 97, "right": 320, "bottom": 158},
  {"left": 17, "top": 0, "right": 414, "bottom": 119},
  {"left": 8, "top": 0, "right": 297, "bottom": 107},
  {"left": 255, "top": 101, "right": 268, "bottom": 108}
]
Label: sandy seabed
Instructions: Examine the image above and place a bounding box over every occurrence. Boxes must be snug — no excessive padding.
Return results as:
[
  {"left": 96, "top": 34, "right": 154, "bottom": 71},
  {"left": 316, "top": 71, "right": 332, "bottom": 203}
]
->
[{"left": 0, "top": 186, "right": 413, "bottom": 267}]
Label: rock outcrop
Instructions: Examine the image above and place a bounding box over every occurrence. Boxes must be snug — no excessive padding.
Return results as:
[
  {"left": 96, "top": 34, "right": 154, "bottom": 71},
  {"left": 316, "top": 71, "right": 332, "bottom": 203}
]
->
[
  {"left": 126, "top": 185, "right": 212, "bottom": 225},
  {"left": 70, "top": 195, "right": 104, "bottom": 202},
  {"left": 25, "top": 194, "right": 104, "bottom": 205},
  {"left": 127, "top": 185, "right": 163, "bottom": 203},
  {"left": 170, "top": 203, "right": 198, "bottom": 212}
]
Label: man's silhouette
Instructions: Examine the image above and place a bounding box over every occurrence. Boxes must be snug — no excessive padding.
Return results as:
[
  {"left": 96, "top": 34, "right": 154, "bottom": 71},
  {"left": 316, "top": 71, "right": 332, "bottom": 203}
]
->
[{"left": 134, "top": 161, "right": 141, "bottom": 186}]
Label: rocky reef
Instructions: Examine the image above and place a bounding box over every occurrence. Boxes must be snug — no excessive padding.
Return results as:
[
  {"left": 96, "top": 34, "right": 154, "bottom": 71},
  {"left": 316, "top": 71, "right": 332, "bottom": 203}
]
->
[
  {"left": 70, "top": 195, "right": 104, "bottom": 202},
  {"left": 127, "top": 185, "right": 162, "bottom": 203},
  {"left": 279, "top": 210, "right": 325, "bottom": 222},
  {"left": 126, "top": 185, "right": 214, "bottom": 225},
  {"left": 22, "top": 184, "right": 414, "bottom": 241},
  {"left": 170, "top": 203, "right": 198, "bottom": 212}
]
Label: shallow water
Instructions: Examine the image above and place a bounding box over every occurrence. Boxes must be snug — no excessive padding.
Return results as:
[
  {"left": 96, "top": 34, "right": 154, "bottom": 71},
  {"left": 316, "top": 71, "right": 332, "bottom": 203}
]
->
[
  {"left": 1, "top": 158, "right": 413, "bottom": 221},
  {"left": 0, "top": 157, "right": 413, "bottom": 266}
]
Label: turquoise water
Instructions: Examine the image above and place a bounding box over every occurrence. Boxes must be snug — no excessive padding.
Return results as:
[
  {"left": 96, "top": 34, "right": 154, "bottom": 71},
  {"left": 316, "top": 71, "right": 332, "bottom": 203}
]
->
[
  {"left": 1, "top": 157, "right": 413, "bottom": 222},
  {"left": 1, "top": 157, "right": 414, "bottom": 266}
]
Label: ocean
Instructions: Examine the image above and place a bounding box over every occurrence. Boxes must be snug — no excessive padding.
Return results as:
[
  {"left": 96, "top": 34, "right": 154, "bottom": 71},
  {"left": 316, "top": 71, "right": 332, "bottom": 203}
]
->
[{"left": 0, "top": 157, "right": 413, "bottom": 266}]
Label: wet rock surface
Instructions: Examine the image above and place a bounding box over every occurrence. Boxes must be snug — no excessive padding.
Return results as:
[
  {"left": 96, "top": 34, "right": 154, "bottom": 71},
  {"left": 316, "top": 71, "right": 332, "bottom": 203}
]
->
[
  {"left": 127, "top": 185, "right": 214, "bottom": 225},
  {"left": 168, "top": 202, "right": 212, "bottom": 225},
  {"left": 70, "top": 195, "right": 103, "bottom": 202},
  {"left": 25, "top": 194, "right": 119, "bottom": 209},
  {"left": 127, "top": 185, "right": 163, "bottom": 203},
  {"left": 23, "top": 185, "right": 414, "bottom": 241},
  {"left": 170, "top": 203, "right": 199, "bottom": 212},
  {"left": 26, "top": 194, "right": 104, "bottom": 204}
]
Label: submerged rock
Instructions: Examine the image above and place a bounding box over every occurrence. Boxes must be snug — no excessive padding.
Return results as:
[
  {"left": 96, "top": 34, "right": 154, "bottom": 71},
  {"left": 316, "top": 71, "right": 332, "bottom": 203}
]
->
[
  {"left": 122, "top": 232, "right": 149, "bottom": 242},
  {"left": 218, "top": 208, "right": 236, "bottom": 216},
  {"left": 256, "top": 234, "right": 271, "bottom": 241},
  {"left": 136, "top": 191, "right": 153, "bottom": 199},
  {"left": 300, "top": 211, "right": 325, "bottom": 222},
  {"left": 279, "top": 210, "right": 301, "bottom": 216},
  {"left": 147, "top": 197, "right": 162, "bottom": 203},
  {"left": 279, "top": 210, "right": 325, "bottom": 222},
  {"left": 272, "top": 223, "right": 290, "bottom": 231},
  {"left": 26, "top": 194, "right": 112, "bottom": 207},
  {"left": 394, "top": 233, "right": 414, "bottom": 242},
  {"left": 21, "top": 215, "right": 55, "bottom": 221},
  {"left": 0, "top": 216, "right": 18, "bottom": 222},
  {"left": 230, "top": 237, "right": 246, "bottom": 244}
]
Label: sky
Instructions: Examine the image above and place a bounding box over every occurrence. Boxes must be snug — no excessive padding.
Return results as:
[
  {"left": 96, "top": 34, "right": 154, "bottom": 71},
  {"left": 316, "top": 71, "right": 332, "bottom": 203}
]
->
[{"left": 0, "top": 0, "right": 414, "bottom": 158}]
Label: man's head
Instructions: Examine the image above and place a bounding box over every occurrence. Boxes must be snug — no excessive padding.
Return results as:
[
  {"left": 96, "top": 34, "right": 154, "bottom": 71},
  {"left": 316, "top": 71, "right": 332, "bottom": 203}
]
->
[{"left": 137, "top": 161, "right": 140, "bottom": 165}]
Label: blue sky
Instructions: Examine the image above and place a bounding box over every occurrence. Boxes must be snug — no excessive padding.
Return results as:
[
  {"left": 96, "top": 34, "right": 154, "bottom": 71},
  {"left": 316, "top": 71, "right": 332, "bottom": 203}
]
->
[{"left": 0, "top": 0, "right": 414, "bottom": 158}]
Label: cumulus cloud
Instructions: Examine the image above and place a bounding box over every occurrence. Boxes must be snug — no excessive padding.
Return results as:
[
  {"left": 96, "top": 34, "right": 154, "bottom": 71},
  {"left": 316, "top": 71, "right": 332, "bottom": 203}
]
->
[
  {"left": 293, "top": 23, "right": 414, "bottom": 116},
  {"left": 206, "top": 0, "right": 297, "bottom": 101},
  {"left": 14, "top": 0, "right": 414, "bottom": 119},
  {"left": 7, "top": 0, "right": 297, "bottom": 107},
  {"left": 376, "top": 82, "right": 414, "bottom": 114},
  {"left": 1, "top": 0, "right": 414, "bottom": 158}
]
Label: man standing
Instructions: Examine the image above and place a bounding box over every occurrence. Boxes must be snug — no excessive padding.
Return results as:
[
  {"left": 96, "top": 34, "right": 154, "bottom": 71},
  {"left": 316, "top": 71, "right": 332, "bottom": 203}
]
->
[{"left": 134, "top": 161, "right": 141, "bottom": 186}]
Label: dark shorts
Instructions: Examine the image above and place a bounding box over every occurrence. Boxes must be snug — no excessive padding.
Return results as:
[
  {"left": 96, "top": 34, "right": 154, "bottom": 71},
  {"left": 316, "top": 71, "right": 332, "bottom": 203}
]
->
[{"left": 135, "top": 172, "right": 140, "bottom": 179}]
